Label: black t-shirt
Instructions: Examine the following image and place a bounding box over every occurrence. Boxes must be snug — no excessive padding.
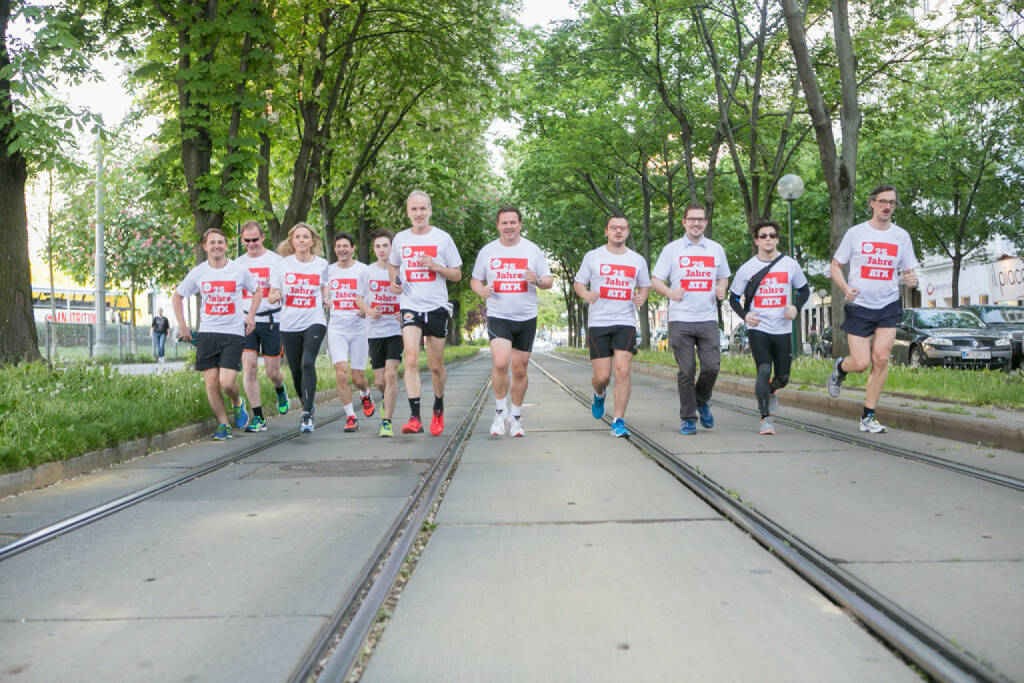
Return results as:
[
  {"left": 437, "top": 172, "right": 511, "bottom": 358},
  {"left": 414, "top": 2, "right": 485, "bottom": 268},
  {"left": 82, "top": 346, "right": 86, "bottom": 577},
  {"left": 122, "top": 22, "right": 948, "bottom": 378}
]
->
[{"left": 152, "top": 315, "right": 170, "bottom": 334}]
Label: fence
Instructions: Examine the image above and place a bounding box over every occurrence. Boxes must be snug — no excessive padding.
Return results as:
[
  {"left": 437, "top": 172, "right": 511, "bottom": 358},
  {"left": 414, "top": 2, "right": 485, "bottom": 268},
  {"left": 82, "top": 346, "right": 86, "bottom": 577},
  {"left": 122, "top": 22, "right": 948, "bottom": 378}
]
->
[{"left": 36, "top": 321, "right": 192, "bottom": 364}]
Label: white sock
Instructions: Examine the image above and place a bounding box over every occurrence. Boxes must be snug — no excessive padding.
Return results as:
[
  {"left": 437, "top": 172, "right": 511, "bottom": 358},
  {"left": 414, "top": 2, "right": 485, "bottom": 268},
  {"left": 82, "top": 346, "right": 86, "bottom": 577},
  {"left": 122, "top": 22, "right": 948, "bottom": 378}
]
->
[
  {"left": 344, "top": 403, "right": 355, "bottom": 417},
  {"left": 511, "top": 404, "right": 522, "bottom": 419},
  {"left": 495, "top": 396, "right": 507, "bottom": 414},
  {"left": 360, "top": 388, "right": 370, "bottom": 397}
]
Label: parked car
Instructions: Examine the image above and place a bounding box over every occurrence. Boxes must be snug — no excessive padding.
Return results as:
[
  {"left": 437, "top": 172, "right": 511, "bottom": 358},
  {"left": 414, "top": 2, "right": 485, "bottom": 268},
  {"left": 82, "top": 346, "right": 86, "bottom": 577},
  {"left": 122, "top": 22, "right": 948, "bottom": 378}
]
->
[
  {"left": 890, "top": 307, "right": 1012, "bottom": 370},
  {"left": 962, "top": 305, "right": 1024, "bottom": 369},
  {"left": 719, "top": 328, "right": 730, "bottom": 352},
  {"left": 653, "top": 328, "right": 669, "bottom": 351},
  {"left": 728, "top": 323, "right": 749, "bottom": 354}
]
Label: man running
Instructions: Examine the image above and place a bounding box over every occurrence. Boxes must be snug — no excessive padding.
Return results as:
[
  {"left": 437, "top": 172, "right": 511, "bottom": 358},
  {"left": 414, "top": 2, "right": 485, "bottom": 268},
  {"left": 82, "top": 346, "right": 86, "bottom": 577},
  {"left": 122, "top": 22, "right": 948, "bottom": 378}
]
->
[
  {"left": 729, "top": 219, "right": 809, "bottom": 435},
  {"left": 172, "top": 228, "right": 260, "bottom": 440},
  {"left": 827, "top": 184, "right": 919, "bottom": 433},
  {"left": 365, "top": 229, "right": 403, "bottom": 437},
  {"left": 389, "top": 190, "right": 462, "bottom": 436},
  {"left": 574, "top": 215, "right": 651, "bottom": 438},
  {"left": 471, "top": 206, "right": 553, "bottom": 437},
  {"left": 327, "top": 231, "right": 375, "bottom": 433},
  {"left": 237, "top": 220, "right": 290, "bottom": 432},
  {"left": 650, "top": 204, "right": 730, "bottom": 435}
]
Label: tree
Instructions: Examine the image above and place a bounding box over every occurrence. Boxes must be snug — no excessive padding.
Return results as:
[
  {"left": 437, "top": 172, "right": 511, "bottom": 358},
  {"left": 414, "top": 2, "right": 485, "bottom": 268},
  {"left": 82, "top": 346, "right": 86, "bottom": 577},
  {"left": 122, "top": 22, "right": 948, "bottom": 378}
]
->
[{"left": 1, "top": 1, "right": 99, "bottom": 365}]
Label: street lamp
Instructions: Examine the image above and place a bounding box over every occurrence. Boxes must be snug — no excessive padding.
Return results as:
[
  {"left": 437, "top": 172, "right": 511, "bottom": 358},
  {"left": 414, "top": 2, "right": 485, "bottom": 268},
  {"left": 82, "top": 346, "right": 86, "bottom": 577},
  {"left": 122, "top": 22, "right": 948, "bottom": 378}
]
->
[{"left": 778, "top": 173, "right": 804, "bottom": 357}]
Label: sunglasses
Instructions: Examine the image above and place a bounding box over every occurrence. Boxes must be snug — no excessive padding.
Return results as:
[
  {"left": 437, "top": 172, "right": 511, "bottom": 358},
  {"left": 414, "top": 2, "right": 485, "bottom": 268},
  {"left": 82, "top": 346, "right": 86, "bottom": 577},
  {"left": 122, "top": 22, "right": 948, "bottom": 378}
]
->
[
  {"left": 242, "top": 237, "right": 262, "bottom": 244},
  {"left": 757, "top": 233, "right": 778, "bottom": 239}
]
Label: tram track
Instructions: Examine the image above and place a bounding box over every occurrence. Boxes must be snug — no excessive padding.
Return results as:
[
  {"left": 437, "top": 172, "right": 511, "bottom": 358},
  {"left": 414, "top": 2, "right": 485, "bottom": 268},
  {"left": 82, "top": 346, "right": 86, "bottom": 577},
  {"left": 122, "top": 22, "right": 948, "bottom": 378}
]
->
[{"left": 532, "top": 356, "right": 1003, "bottom": 683}]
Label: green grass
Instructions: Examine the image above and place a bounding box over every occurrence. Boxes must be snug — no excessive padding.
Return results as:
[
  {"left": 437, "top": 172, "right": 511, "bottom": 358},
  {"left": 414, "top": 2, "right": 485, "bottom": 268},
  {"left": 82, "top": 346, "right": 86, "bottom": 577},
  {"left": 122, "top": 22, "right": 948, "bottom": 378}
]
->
[
  {"left": 556, "top": 346, "right": 1024, "bottom": 410},
  {"left": 0, "top": 345, "right": 479, "bottom": 474}
]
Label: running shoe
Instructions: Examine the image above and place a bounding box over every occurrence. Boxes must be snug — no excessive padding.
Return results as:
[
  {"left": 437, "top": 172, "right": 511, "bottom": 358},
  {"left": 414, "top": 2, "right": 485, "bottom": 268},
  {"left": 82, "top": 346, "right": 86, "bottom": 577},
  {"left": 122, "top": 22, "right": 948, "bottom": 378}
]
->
[
  {"left": 234, "top": 398, "right": 249, "bottom": 429},
  {"left": 402, "top": 416, "right": 424, "bottom": 434},
  {"left": 827, "top": 357, "right": 845, "bottom": 398},
  {"left": 697, "top": 402, "right": 714, "bottom": 429},
  {"left": 680, "top": 419, "right": 697, "bottom": 436},
  {"left": 508, "top": 415, "right": 525, "bottom": 437},
  {"left": 361, "top": 393, "right": 375, "bottom": 417},
  {"left": 759, "top": 416, "right": 776, "bottom": 435},
  {"left": 768, "top": 392, "right": 779, "bottom": 416},
  {"left": 276, "top": 390, "right": 290, "bottom": 415},
  {"left": 610, "top": 417, "right": 630, "bottom": 438},
  {"left": 212, "top": 423, "right": 232, "bottom": 440},
  {"left": 344, "top": 415, "right": 358, "bottom": 432},
  {"left": 245, "top": 415, "right": 267, "bottom": 433},
  {"left": 860, "top": 415, "right": 887, "bottom": 433},
  {"left": 299, "top": 411, "right": 315, "bottom": 434},
  {"left": 430, "top": 409, "right": 445, "bottom": 436},
  {"left": 490, "top": 413, "right": 508, "bottom": 436},
  {"left": 379, "top": 419, "right": 394, "bottom": 438},
  {"left": 591, "top": 393, "right": 605, "bottom": 419}
]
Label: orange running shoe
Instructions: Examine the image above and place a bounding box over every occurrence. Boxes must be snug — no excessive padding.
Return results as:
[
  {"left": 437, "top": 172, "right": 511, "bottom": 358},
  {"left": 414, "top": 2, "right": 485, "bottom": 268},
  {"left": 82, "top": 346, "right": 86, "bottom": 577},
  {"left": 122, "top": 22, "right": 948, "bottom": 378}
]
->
[
  {"left": 402, "top": 416, "right": 424, "bottom": 434},
  {"left": 361, "top": 393, "right": 375, "bottom": 417},
  {"left": 344, "top": 415, "right": 358, "bottom": 432},
  {"left": 430, "top": 409, "right": 444, "bottom": 436}
]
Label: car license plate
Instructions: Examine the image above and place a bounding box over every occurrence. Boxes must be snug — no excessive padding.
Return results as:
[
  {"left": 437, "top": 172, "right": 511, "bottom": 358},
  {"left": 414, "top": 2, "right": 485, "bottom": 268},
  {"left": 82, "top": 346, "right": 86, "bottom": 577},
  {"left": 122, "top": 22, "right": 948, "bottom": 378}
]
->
[{"left": 961, "top": 350, "right": 991, "bottom": 359}]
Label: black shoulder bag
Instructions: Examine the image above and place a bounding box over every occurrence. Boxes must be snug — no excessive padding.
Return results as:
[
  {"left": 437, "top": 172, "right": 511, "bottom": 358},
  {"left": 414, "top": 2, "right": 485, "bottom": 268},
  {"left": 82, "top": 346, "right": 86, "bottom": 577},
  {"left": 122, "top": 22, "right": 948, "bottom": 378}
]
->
[{"left": 742, "top": 255, "right": 785, "bottom": 316}]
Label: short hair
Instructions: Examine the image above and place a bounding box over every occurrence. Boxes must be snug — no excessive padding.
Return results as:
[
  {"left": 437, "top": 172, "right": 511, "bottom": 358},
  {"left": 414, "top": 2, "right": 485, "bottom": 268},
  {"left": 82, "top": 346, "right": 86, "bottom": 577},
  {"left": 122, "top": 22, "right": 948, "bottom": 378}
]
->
[
  {"left": 869, "top": 184, "right": 899, "bottom": 202},
  {"left": 682, "top": 204, "right": 706, "bottom": 220},
  {"left": 202, "top": 228, "right": 228, "bottom": 245},
  {"left": 496, "top": 205, "right": 522, "bottom": 223},
  {"left": 332, "top": 231, "right": 354, "bottom": 247},
  {"left": 239, "top": 220, "right": 263, "bottom": 235},
  {"left": 750, "top": 219, "right": 781, "bottom": 241},
  {"left": 369, "top": 228, "right": 394, "bottom": 244},
  {"left": 407, "top": 189, "right": 432, "bottom": 208},
  {"left": 606, "top": 214, "right": 628, "bottom": 228}
]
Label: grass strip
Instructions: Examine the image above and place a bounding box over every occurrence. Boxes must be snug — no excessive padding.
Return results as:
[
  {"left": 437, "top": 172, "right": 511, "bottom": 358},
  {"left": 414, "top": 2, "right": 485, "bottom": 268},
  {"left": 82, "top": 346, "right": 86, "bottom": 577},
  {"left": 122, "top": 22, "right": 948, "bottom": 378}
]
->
[
  {"left": 556, "top": 346, "right": 1024, "bottom": 410},
  {"left": 0, "top": 346, "right": 479, "bottom": 474}
]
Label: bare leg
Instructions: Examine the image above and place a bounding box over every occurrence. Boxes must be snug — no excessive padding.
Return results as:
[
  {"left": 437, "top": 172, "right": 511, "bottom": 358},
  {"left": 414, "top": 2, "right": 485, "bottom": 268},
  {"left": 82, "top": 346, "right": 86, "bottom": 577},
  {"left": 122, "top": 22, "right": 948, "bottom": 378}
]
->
[
  {"left": 509, "top": 349, "right": 531, "bottom": 406},
  {"left": 203, "top": 368, "right": 229, "bottom": 425},
  {"left": 424, "top": 335, "right": 447, "bottom": 399},
  {"left": 611, "top": 349, "right": 632, "bottom": 419},
  {"left": 490, "top": 338, "right": 512, "bottom": 400},
  {"left": 402, "top": 326, "right": 424, "bottom": 400},
  {"left": 865, "top": 327, "right": 897, "bottom": 410},
  {"left": 242, "top": 351, "right": 262, "bottom": 409}
]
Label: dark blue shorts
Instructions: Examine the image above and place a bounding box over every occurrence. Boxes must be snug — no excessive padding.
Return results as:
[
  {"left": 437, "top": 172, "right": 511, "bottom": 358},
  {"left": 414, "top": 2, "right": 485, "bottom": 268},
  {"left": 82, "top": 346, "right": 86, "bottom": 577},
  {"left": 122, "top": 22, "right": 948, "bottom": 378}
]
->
[
  {"left": 242, "top": 321, "right": 283, "bottom": 356},
  {"left": 841, "top": 300, "right": 902, "bottom": 338}
]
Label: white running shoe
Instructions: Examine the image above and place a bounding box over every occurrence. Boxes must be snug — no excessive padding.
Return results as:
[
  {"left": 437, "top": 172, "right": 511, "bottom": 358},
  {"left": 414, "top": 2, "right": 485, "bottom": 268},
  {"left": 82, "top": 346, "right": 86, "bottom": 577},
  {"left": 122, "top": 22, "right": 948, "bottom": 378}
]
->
[
  {"left": 860, "top": 415, "right": 887, "bottom": 433},
  {"left": 490, "top": 413, "right": 507, "bottom": 436},
  {"left": 299, "top": 412, "right": 315, "bottom": 434},
  {"left": 508, "top": 415, "right": 525, "bottom": 437},
  {"left": 759, "top": 416, "right": 776, "bottom": 435}
]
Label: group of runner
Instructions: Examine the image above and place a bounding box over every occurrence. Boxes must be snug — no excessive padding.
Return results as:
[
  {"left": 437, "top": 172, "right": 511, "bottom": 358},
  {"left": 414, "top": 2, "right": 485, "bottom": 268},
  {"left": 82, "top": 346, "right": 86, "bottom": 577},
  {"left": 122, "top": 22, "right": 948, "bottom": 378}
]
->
[{"left": 173, "top": 184, "right": 918, "bottom": 441}]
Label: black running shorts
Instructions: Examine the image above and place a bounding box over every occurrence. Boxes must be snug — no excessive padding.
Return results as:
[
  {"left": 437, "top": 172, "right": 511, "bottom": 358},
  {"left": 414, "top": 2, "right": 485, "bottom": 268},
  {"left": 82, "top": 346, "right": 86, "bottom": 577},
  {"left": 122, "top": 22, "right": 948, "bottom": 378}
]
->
[
  {"left": 242, "top": 321, "right": 283, "bottom": 356},
  {"left": 400, "top": 307, "right": 450, "bottom": 339},
  {"left": 196, "top": 332, "right": 244, "bottom": 371},
  {"left": 368, "top": 335, "right": 403, "bottom": 369},
  {"left": 587, "top": 325, "right": 638, "bottom": 359},
  {"left": 487, "top": 316, "right": 538, "bottom": 353},
  {"left": 841, "top": 300, "right": 902, "bottom": 338}
]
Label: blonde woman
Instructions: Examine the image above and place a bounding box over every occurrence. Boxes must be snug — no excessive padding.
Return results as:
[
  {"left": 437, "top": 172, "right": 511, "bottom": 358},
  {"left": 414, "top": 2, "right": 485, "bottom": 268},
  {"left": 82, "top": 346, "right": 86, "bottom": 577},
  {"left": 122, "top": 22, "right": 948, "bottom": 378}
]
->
[{"left": 268, "top": 223, "right": 330, "bottom": 433}]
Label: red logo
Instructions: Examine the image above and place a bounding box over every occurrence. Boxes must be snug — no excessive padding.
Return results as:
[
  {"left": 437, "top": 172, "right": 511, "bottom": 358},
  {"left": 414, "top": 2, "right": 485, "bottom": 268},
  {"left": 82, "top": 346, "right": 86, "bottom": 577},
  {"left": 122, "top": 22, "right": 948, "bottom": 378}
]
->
[{"left": 862, "top": 242, "right": 898, "bottom": 257}]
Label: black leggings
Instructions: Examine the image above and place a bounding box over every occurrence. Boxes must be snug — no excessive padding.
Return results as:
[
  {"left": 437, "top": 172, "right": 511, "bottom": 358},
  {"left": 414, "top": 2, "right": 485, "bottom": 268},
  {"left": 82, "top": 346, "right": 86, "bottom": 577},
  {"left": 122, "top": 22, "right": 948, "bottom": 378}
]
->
[
  {"left": 281, "top": 324, "right": 325, "bottom": 413},
  {"left": 747, "top": 329, "right": 791, "bottom": 417}
]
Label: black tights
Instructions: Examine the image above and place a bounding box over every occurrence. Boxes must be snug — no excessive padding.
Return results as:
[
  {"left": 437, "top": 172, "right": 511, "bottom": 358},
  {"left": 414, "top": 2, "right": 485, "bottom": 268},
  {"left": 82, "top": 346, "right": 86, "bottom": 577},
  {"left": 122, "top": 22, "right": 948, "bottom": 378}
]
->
[
  {"left": 748, "top": 329, "right": 791, "bottom": 417},
  {"left": 281, "top": 324, "right": 325, "bottom": 413}
]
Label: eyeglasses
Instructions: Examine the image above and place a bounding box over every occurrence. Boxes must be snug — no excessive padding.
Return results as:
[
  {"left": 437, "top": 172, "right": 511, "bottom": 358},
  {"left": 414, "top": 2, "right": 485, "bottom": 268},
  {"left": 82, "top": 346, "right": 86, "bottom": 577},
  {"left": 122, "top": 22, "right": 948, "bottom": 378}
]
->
[
  {"left": 685, "top": 217, "right": 707, "bottom": 223},
  {"left": 873, "top": 199, "right": 897, "bottom": 206},
  {"left": 242, "top": 237, "right": 262, "bottom": 243},
  {"left": 757, "top": 233, "right": 778, "bottom": 239}
]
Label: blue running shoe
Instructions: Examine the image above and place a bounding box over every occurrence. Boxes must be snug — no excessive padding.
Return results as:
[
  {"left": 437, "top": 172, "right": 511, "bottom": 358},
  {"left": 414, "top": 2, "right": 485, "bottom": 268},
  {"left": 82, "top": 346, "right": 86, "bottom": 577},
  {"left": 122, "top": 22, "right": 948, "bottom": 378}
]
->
[
  {"left": 610, "top": 417, "right": 630, "bottom": 437},
  {"left": 592, "top": 393, "right": 605, "bottom": 419},
  {"left": 211, "top": 423, "right": 232, "bottom": 441},
  {"left": 680, "top": 419, "right": 697, "bottom": 435},
  {"left": 276, "top": 389, "right": 290, "bottom": 415},
  {"left": 697, "top": 402, "right": 714, "bottom": 429},
  {"left": 234, "top": 398, "right": 249, "bottom": 429}
]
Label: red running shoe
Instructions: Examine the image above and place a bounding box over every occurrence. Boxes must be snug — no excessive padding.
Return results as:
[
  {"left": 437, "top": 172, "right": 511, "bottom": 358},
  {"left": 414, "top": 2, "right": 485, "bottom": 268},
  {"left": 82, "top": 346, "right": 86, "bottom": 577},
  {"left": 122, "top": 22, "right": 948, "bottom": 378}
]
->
[
  {"left": 430, "top": 409, "right": 444, "bottom": 436},
  {"left": 361, "top": 393, "right": 375, "bottom": 417},
  {"left": 344, "top": 415, "right": 358, "bottom": 432},
  {"left": 402, "top": 416, "right": 424, "bottom": 434}
]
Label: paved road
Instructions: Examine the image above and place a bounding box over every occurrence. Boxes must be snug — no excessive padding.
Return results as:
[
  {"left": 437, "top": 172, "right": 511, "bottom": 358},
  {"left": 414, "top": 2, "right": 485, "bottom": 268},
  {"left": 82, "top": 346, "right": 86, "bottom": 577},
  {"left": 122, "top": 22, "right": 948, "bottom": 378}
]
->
[{"left": 1, "top": 352, "right": 1020, "bottom": 681}]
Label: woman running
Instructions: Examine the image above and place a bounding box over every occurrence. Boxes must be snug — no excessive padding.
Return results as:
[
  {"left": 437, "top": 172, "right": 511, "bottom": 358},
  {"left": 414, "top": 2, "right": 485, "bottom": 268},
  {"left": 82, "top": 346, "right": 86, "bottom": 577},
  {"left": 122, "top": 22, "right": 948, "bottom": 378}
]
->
[{"left": 269, "top": 223, "right": 330, "bottom": 433}]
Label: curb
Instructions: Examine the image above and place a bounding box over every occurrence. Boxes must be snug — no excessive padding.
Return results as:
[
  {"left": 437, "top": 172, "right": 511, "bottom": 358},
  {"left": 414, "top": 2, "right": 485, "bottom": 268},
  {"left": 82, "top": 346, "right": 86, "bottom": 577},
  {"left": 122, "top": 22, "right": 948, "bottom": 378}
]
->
[
  {"left": 629, "top": 362, "right": 1024, "bottom": 453},
  {"left": 0, "top": 389, "right": 337, "bottom": 500}
]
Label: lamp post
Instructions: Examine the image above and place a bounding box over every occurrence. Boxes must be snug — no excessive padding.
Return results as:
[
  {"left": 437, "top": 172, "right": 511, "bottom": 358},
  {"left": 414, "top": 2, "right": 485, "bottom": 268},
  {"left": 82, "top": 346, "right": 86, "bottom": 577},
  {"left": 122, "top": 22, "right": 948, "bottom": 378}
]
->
[{"left": 777, "top": 173, "right": 804, "bottom": 357}]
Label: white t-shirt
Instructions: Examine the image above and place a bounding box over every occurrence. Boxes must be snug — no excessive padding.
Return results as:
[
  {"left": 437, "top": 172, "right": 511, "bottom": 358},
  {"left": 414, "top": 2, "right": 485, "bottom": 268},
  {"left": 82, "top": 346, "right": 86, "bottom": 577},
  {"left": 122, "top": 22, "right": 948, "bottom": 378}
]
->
[
  {"left": 388, "top": 226, "right": 462, "bottom": 312},
  {"left": 651, "top": 236, "right": 731, "bottom": 323},
  {"left": 833, "top": 221, "right": 919, "bottom": 310},
  {"left": 237, "top": 250, "right": 282, "bottom": 315},
  {"left": 730, "top": 255, "right": 808, "bottom": 336},
  {"left": 327, "top": 261, "right": 369, "bottom": 334},
  {"left": 176, "top": 260, "right": 259, "bottom": 336},
  {"left": 574, "top": 246, "right": 651, "bottom": 329},
  {"left": 365, "top": 262, "right": 402, "bottom": 339},
  {"left": 272, "top": 255, "right": 329, "bottom": 332},
  {"left": 471, "top": 237, "right": 551, "bottom": 322}
]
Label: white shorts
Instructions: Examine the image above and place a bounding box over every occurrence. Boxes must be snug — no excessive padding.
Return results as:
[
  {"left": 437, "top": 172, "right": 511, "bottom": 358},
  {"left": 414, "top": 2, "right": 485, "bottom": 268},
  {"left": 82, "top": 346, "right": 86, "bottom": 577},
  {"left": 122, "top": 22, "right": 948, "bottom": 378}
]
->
[{"left": 328, "top": 326, "right": 369, "bottom": 369}]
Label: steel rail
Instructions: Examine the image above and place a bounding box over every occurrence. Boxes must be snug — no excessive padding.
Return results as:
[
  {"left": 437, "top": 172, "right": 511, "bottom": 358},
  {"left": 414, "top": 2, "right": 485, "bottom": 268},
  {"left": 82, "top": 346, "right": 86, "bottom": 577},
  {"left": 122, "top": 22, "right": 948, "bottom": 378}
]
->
[
  {"left": 289, "top": 367, "right": 491, "bottom": 683},
  {"left": 533, "top": 358, "right": 1000, "bottom": 683},
  {"left": 0, "top": 410, "right": 346, "bottom": 562}
]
